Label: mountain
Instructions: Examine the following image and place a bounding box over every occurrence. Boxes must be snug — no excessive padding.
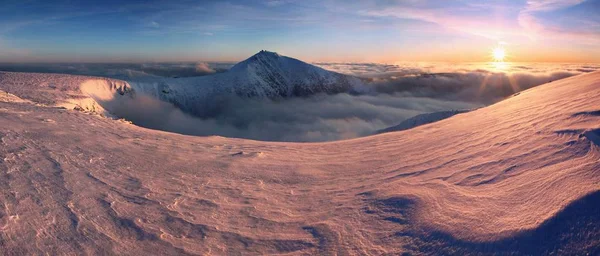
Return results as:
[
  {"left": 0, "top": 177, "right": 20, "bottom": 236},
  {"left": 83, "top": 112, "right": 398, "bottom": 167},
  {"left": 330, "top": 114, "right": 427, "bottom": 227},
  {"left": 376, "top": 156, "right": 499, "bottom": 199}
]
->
[
  {"left": 0, "top": 70, "right": 599, "bottom": 254},
  {"left": 127, "top": 50, "right": 367, "bottom": 117},
  {"left": 376, "top": 109, "right": 471, "bottom": 134},
  {"left": 227, "top": 50, "right": 366, "bottom": 97}
]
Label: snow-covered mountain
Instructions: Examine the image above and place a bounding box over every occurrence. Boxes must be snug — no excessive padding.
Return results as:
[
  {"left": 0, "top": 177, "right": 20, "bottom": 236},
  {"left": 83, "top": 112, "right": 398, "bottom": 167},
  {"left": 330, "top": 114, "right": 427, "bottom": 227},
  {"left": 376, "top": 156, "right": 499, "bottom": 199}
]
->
[
  {"left": 128, "top": 50, "right": 367, "bottom": 117},
  {"left": 376, "top": 109, "right": 471, "bottom": 134}
]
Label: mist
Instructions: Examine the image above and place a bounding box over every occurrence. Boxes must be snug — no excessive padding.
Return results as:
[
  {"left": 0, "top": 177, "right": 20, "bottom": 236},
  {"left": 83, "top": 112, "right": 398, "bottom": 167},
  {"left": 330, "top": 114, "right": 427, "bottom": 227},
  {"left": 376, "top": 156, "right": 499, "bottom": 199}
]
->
[
  {"left": 87, "top": 62, "right": 598, "bottom": 142},
  {"left": 105, "top": 92, "right": 478, "bottom": 142},
  {"left": 369, "top": 70, "right": 577, "bottom": 104}
]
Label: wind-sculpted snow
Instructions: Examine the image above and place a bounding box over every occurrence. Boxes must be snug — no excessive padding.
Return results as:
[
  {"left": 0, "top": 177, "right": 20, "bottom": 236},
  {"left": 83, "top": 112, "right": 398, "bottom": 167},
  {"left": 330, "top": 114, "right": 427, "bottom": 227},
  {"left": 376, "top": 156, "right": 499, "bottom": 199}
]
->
[
  {"left": 0, "top": 72, "right": 133, "bottom": 115},
  {"left": 376, "top": 109, "right": 471, "bottom": 134},
  {"left": 0, "top": 70, "right": 599, "bottom": 254}
]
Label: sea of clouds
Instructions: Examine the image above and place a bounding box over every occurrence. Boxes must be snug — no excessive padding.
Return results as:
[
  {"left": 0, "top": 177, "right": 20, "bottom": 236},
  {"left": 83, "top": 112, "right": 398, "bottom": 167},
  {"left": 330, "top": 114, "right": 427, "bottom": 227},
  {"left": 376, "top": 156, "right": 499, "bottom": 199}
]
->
[{"left": 2, "top": 62, "right": 598, "bottom": 141}]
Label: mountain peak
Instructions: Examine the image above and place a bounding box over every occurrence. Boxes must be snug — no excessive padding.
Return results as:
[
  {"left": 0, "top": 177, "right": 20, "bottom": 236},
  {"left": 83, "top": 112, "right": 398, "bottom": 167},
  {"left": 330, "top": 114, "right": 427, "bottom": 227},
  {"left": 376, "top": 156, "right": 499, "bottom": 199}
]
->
[
  {"left": 229, "top": 50, "right": 285, "bottom": 72},
  {"left": 212, "top": 49, "right": 365, "bottom": 100},
  {"left": 254, "top": 50, "right": 280, "bottom": 58}
]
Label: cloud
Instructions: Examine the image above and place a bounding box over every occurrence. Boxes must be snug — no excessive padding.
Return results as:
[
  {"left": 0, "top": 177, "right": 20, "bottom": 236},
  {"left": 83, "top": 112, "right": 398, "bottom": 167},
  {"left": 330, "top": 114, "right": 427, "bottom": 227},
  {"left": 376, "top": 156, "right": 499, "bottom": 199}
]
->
[
  {"left": 265, "top": 0, "right": 288, "bottom": 7},
  {"left": 3, "top": 61, "right": 598, "bottom": 142},
  {"left": 317, "top": 62, "right": 599, "bottom": 76},
  {"left": 107, "top": 91, "right": 479, "bottom": 142},
  {"left": 356, "top": 0, "right": 598, "bottom": 47},
  {"left": 195, "top": 62, "right": 216, "bottom": 73},
  {"left": 319, "top": 62, "right": 599, "bottom": 104},
  {"left": 368, "top": 70, "right": 578, "bottom": 104},
  {"left": 109, "top": 62, "right": 598, "bottom": 142},
  {"left": 523, "top": 0, "right": 586, "bottom": 12},
  {"left": 517, "top": 0, "right": 598, "bottom": 43},
  {"left": 358, "top": 2, "right": 528, "bottom": 42},
  {"left": 517, "top": 0, "right": 583, "bottom": 32}
]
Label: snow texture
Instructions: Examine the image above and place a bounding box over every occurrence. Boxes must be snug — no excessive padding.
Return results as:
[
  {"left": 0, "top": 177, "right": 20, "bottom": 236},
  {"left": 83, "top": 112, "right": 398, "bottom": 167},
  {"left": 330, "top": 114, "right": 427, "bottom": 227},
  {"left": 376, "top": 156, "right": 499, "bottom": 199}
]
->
[
  {"left": 0, "top": 70, "right": 599, "bottom": 254},
  {"left": 376, "top": 109, "right": 471, "bottom": 134}
]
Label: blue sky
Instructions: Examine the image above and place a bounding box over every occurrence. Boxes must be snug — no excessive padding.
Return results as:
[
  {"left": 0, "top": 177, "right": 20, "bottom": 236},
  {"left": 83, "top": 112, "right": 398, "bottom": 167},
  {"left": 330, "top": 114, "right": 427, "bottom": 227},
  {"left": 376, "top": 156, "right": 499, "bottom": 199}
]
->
[{"left": 0, "top": 0, "right": 599, "bottom": 63}]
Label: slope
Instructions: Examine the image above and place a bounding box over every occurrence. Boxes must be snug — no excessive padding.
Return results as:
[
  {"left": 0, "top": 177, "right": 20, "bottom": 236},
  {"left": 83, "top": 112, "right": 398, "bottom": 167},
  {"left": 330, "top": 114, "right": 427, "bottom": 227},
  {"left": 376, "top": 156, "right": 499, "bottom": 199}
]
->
[
  {"left": 376, "top": 109, "right": 471, "bottom": 134},
  {"left": 0, "top": 71, "right": 599, "bottom": 254}
]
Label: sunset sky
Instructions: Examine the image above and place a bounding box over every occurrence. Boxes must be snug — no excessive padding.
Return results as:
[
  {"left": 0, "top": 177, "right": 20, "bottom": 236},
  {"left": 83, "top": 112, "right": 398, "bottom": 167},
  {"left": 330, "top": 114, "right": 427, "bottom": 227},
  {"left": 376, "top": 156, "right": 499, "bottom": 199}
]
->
[{"left": 1, "top": 0, "right": 599, "bottom": 63}]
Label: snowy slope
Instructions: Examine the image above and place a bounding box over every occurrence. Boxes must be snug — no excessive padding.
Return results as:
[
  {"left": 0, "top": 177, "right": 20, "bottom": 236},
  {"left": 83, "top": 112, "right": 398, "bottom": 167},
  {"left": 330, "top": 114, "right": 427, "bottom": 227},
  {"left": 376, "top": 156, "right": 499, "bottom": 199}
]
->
[
  {"left": 0, "top": 72, "right": 134, "bottom": 115},
  {"left": 0, "top": 71, "right": 599, "bottom": 254},
  {"left": 376, "top": 109, "right": 471, "bottom": 134},
  {"left": 127, "top": 50, "right": 367, "bottom": 117}
]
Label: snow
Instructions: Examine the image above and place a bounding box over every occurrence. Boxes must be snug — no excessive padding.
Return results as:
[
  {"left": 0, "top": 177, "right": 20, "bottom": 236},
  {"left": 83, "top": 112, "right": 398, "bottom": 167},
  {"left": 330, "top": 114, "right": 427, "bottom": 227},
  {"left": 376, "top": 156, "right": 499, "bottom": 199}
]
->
[
  {"left": 0, "top": 70, "right": 599, "bottom": 254},
  {"left": 0, "top": 72, "right": 133, "bottom": 116},
  {"left": 376, "top": 109, "right": 471, "bottom": 134}
]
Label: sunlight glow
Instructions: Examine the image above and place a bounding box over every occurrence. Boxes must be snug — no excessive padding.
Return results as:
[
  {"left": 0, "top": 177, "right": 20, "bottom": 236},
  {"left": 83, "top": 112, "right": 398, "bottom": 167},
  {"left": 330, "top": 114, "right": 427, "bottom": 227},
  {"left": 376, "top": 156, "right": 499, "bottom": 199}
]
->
[
  {"left": 492, "top": 47, "right": 506, "bottom": 62},
  {"left": 491, "top": 61, "right": 509, "bottom": 71}
]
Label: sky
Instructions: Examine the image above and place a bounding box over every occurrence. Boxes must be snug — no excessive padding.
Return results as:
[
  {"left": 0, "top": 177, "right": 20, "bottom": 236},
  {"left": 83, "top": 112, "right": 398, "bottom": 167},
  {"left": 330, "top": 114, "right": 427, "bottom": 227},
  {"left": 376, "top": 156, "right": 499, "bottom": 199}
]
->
[{"left": 0, "top": 0, "right": 599, "bottom": 63}]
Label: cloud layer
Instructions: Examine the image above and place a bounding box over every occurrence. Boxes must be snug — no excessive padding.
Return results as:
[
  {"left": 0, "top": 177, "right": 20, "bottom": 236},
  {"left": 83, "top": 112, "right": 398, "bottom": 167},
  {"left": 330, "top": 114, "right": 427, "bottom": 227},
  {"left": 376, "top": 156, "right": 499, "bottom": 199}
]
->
[
  {"left": 104, "top": 62, "right": 598, "bottom": 142},
  {"left": 108, "top": 92, "right": 479, "bottom": 142},
  {"left": 3, "top": 62, "right": 598, "bottom": 142}
]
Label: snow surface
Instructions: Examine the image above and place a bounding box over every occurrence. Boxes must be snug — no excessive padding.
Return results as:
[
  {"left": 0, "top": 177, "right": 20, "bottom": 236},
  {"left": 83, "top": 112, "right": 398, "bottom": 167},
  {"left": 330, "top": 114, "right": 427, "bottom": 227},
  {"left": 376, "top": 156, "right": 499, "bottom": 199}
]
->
[
  {"left": 376, "top": 109, "right": 471, "bottom": 134},
  {"left": 0, "top": 70, "right": 599, "bottom": 254}
]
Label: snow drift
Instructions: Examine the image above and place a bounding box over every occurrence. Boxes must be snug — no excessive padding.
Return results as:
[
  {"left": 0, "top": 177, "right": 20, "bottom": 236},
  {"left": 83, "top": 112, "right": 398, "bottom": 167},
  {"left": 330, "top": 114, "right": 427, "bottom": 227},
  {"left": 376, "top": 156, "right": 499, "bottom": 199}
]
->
[{"left": 376, "top": 109, "right": 471, "bottom": 134}]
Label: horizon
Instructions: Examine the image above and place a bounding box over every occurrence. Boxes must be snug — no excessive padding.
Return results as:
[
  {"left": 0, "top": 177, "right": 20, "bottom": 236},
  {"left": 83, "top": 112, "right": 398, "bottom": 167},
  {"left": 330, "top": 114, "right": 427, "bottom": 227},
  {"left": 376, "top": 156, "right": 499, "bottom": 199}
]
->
[
  {"left": 3, "top": 56, "right": 600, "bottom": 65},
  {"left": 1, "top": 0, "right": 599, "bottom": 63}
]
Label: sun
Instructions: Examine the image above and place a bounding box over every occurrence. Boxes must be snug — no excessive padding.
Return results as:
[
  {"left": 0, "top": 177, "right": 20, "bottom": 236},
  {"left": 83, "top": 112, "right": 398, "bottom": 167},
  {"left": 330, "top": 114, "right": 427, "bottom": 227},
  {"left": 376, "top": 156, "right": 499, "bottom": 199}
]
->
[{"left": 492, "top": 47, "right": 506, "bottom": 62}]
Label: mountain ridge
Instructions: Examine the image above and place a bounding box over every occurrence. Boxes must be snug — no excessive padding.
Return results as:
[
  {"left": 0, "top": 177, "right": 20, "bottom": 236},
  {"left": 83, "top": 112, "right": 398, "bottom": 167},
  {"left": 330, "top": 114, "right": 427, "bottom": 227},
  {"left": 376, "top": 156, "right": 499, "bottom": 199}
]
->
[{"left": 128, "top": 50, "right": 367, "bottom": 117}]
